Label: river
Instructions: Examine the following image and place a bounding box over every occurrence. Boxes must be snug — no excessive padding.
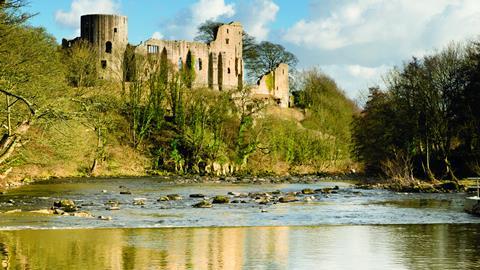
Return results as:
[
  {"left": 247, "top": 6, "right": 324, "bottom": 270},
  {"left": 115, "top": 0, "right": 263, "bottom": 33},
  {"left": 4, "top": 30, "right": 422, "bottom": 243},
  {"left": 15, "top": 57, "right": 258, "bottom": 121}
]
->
[{"left": 0, "top": 177, "right": 479, "bottom": 269}]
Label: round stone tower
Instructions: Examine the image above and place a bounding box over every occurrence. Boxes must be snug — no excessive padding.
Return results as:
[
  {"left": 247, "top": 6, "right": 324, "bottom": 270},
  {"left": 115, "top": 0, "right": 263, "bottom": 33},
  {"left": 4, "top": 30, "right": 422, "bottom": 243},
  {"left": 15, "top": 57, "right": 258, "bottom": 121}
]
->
[{"left": 80, "top": 14, "right": 128, "bottom": 80}]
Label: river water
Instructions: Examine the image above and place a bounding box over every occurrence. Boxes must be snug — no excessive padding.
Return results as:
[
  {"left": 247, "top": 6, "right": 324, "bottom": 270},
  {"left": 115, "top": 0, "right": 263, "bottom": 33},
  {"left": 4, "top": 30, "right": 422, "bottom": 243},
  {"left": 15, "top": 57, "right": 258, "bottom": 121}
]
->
[{"left": 0, "top": 177, "right": 479, "bottom": 269}]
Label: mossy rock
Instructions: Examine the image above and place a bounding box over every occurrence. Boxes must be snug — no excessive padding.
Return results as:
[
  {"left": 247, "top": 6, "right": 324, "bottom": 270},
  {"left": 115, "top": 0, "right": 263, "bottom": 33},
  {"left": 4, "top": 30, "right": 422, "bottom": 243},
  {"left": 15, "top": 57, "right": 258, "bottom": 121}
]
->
[
  {"left": 167, "top": 194, "right": 183, "bottom": 201},
  {"left": 279, "top": 195, "right": 298, "bottom": 203},
  {"left": 212, "top": 195, "right": 229, "bottom": 204},
  {"left": 301, "top": 188, "right": 315, "bottom": 194},
  {"left": 54, "top": 199, "right": 77, "bottom": 212},
  {"left": 193, "top": 200, "right": 213, "bottom": 208},
  {"left": 157, "top": 196, "right": 169, "bottom": 202}
]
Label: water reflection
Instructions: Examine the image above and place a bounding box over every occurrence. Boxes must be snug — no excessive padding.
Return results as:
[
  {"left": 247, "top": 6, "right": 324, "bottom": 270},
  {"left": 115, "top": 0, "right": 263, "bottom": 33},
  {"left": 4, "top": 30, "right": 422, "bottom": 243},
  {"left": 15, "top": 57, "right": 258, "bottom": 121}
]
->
[{"left": 0, "top": 225, "right": 478, "bottom": 270}]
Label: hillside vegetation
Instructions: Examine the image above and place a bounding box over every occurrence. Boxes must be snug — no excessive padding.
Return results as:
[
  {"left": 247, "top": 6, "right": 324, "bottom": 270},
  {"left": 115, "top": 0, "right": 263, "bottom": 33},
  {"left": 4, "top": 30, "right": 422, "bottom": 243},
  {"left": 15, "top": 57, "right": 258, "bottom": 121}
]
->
[{"left": 0, "top": 2, "right": 357, "bottom": 187}]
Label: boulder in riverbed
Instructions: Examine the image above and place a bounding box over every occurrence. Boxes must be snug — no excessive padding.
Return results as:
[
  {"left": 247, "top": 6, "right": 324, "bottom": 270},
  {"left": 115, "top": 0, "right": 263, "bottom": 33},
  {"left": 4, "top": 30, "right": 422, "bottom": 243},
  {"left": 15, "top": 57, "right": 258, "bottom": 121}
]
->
[
  {"left": 212, "top": 195, "right": 229, "bottom": 204},
  {"left": 193, "top": 200, "right": 213, "bottom": 208},
  {"left": 255, "top": 197, "right": 270, "bottom": 204},
  {"left": 54, "top": 199, "right": 77, "bottom": 212},
  {"left": 133, "top": 198, "right": 146, "bottom": 205},
  {"left": 167, "top": 194, "right": 183, "bottom": 201},
  {"left": 189, "top": 194, "right": 206, "bottom": 198},
  {"left": 301, "top": 188, "right": 315, "bottom": 195},
  {"left": 279, "top": 195, "right": 298, "bottom": 203}
]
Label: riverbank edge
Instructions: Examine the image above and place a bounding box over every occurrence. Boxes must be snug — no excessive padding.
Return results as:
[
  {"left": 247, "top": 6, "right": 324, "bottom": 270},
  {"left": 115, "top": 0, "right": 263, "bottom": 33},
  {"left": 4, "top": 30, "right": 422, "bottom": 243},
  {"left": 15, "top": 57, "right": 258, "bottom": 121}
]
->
[
  {"left": 0, "top": 170, "right": 473, "bottom": 195},
  {"left": 0, "top": 172, "right": 368, "bottom": 193}
]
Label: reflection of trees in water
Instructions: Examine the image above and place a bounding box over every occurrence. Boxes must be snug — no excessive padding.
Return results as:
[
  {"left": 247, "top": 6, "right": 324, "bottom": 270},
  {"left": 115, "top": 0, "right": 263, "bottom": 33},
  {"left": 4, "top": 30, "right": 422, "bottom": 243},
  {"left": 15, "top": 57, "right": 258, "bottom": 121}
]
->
[
  {"left": 389, "top": 225, "right": 480, "bottom": 269},
  {"left": 0, "top": 227, "right": 289, "bottom": 270},
  {"left": 0, "top": 225, "right": 478, "bottom": 269},
  {"left": 0, "top": 240, "right": 9, "bottom": 269}
]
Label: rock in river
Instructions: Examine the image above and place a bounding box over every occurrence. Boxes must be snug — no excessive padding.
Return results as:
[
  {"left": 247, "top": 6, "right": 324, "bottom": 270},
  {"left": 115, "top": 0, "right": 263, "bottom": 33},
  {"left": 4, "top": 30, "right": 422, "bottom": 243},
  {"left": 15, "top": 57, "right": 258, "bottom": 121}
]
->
[
  {"left": 193, "top": 200, "right": 213, "bottom": 208},
  {"left": 53, "top": 199, "right": 77, "bottom": 212},
  {"left": 212, "top": 195, "right": 230, "bottom": 204},
  {"left": 157, "top": 196, "right": 169, "bottom": 202},
  {"left": 279, "top": 195, "right": 298, "bottom": 203},
  {"left": 189, "top": 194, "right": 206, "bottom": 198},
  {"left": 301, "top": 188, "right": 315, "bottom": 195},
  {"left": 133, "top": 198, "right": 146, "bottom": 205},
  {"left": 167, "top": 194, "right": 183, "bottom": 201}
]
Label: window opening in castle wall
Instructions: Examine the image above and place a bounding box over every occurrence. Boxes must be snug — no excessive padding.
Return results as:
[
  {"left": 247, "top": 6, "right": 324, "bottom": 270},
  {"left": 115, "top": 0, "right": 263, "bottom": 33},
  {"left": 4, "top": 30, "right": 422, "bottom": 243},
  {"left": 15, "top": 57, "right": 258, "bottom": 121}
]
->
[
  {"left": 106, "top": 41, "right": 112, "bottom": 53},
  {"left": 147, "top": 45, "right": 159, "bottom": 54}
]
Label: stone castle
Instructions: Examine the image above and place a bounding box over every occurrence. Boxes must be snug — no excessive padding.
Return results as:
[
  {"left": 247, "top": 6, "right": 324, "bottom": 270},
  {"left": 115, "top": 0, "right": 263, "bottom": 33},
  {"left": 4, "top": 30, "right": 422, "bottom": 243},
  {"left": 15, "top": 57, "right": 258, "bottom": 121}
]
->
[{"left": 63, "top": 14, "right": 289, "bottom": 108}]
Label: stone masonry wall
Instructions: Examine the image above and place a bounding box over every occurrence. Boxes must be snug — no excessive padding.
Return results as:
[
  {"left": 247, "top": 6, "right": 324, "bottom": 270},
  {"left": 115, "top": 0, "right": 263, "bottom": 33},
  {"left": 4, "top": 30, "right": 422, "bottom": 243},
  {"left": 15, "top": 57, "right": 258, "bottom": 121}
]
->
[
  {"left": 135, "top": 22, "right": 243, "bottom": 90},
  {"left": 253, "top": 63, "right": 289, "bottom": 108}
]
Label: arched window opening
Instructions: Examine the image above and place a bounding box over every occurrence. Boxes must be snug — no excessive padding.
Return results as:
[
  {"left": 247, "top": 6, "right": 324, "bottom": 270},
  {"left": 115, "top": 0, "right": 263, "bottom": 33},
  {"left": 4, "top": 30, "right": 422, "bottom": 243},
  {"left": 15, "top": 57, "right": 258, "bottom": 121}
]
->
[
  {"left": 101, "top": 60, "right": 107, "bottom": 69},
  {"left": 178, "top": 57, "right": 183, "bottom": 70},
  {"left": 105, "top": 41, "right": 112, "bottom": 54},
  {"left": 198, "top": 58, "right": 202, "bottom": 70},
  {"left": 225, "top": 38, "right": 229, "bottom": 45},
  {"left": 227, "top": 68, "right": 231, "bottom": 74}
]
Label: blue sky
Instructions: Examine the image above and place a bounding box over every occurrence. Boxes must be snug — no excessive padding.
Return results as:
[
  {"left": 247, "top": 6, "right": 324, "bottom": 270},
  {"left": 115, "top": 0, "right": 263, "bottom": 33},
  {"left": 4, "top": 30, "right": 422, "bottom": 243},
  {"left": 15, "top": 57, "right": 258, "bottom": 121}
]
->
[{"left": 24, "top": 0, "right": 480, "bottom": 100}]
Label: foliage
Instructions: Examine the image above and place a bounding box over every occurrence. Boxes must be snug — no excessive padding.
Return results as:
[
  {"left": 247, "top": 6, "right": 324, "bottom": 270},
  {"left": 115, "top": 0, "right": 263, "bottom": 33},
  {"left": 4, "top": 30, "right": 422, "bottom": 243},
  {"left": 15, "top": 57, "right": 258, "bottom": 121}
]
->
[
  {"left": 0, "top": 1, "right": 66, "bottom": 171},
  {"left": 352, "top": 42, "right": 480, "bottom": 181},
  {"left": 244, "top": 41, "right": 298, "bottom": 82},
  {"left": 62, "top": 39, "right": 98, "bottom": 87},
  {"left": 194, "top": 21, "right": 298, "bottom": 82},
  {"left": 194, "top": 20, "right": 223, "bottom": 43}
]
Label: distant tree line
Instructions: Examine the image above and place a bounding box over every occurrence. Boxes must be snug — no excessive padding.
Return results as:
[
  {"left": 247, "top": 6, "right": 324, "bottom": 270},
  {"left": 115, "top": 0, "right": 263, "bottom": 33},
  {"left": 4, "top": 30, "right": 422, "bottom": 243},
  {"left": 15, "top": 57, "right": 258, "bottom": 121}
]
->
[{"left": 352, "top": 43, "right": 480, "bottom": 182}]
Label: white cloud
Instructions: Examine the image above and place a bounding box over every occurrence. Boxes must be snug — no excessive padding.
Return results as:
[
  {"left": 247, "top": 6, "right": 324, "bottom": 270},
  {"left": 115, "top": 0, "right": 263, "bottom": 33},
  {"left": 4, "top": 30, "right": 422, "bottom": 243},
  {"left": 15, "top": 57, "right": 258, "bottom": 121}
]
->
[
  {"left": 55, "top": 0, "right": 120, "bottom": 29},
  {"left": 152, "top": 31, "right": 164, "bottom": 40},
  {"left": 282, "top": 0, "right": 480, "bottom": 99},
  {"left": 237, "top": 0, "right": 279, "bottom": 40},
  {"left": 284, "top": 0, "right": 480, "bottom": 51},
  {"left": 160, "top": 0, "right": 280, "bottom": 41},
  {"left": 163, "top": 0, "right": 235, "bottom": 40},
  {"left": 346, "top": 65, "right": 389, "bottom": 80},
  {"left": 320, "top": 64, "right": 389, "bottom": 99},
  {"left": 191, "top": 0, "right": 235, "bottom": 23}
]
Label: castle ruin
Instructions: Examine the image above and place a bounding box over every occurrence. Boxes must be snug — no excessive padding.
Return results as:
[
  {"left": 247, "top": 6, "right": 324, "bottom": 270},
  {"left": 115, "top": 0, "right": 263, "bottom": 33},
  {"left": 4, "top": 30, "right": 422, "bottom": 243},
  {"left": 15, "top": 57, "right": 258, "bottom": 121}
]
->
[{"left": 63, "top": 14, "right": 290, "bottom": 107}]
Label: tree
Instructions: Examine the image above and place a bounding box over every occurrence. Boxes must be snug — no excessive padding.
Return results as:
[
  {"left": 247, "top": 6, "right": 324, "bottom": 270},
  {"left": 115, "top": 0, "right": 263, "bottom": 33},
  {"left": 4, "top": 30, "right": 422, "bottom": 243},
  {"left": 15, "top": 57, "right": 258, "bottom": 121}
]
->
[
  {"left": 0, "top": 1, "right": 65, "bottom": 172},
  {"left": 244, "top": 41, "right": 298, "bottom": 82},
  {"left": 194, "top": 20, "right": 223, "bottom": 43},
  {"left": 352, "top": 41, "right": 480, "bottom": 181},
  {"left": 62, "top": 39, "right": 98, "bottom": 87},
  {"left": 194, "top": 21, "right": 298, "bottom": 82}
]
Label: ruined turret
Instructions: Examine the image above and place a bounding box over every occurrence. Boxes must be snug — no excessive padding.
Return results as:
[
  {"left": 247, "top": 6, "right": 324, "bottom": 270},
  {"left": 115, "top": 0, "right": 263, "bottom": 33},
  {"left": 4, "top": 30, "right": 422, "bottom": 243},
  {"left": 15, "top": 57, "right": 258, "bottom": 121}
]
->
[{"left": 80, "top": 14, "right": 128, "bottom": 81}]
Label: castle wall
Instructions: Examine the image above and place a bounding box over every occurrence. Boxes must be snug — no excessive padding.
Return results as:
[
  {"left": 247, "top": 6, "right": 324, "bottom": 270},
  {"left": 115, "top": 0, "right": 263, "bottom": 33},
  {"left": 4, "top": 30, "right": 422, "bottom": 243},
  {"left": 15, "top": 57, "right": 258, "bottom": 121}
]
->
[
  {"left": 135, "top": 22, "right": 243, "bottom": 90},
  {"left": 209, "top": 22, "right": 244, "bottom": 90},
  {"left": 70, "top": 14, "right": 288, "bottom": 107},
  {"left": 253, "top": 63, "right": 289, "bottom": 108},
  {"left": 81, "top": 14, "right": 128, "bottom": 81},
  {"left": 135, "top": 40, "right": 210, "bottom": 87}
]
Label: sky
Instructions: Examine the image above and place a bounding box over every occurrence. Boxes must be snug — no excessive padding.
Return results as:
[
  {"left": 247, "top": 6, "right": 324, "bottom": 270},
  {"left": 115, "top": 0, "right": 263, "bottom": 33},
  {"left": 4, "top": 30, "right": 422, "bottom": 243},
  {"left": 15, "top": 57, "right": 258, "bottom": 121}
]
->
[{"left": 24, "top": 0, "right": 480, "bottom": 100}]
